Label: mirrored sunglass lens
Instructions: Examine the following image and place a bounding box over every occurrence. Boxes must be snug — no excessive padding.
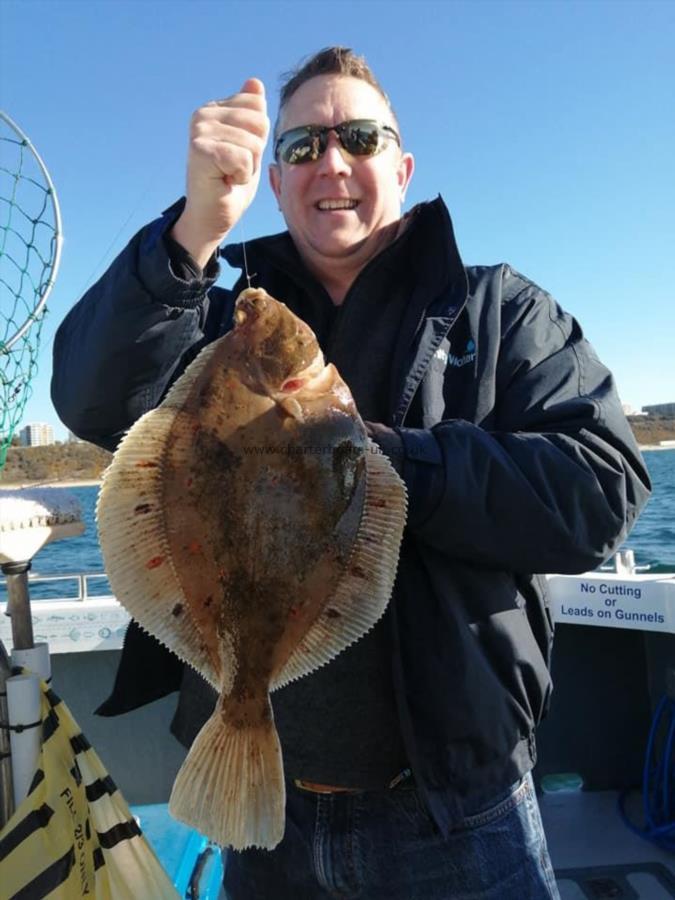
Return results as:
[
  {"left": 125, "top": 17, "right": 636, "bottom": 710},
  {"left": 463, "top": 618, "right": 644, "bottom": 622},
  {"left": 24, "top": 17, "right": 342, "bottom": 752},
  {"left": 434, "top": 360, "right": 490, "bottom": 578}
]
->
[
  {"left": 280, "top": 130, "right": 323, "bottom": 164},
  {"left": 341, "top": 123, "right": 381, "bottom": 155}
]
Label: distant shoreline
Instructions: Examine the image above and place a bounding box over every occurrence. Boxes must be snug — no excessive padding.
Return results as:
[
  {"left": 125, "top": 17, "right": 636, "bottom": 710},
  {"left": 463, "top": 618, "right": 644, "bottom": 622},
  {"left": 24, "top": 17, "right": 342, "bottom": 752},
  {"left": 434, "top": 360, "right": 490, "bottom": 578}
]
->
[
  {"left": 0, "top": 479, "right": 103, "bottom": 491},
  {"left": 0, "top": 442, "right": 673, "bottom": 491},
  {"left": 639, "top": 444, "right": 675, "bottom": 452}
]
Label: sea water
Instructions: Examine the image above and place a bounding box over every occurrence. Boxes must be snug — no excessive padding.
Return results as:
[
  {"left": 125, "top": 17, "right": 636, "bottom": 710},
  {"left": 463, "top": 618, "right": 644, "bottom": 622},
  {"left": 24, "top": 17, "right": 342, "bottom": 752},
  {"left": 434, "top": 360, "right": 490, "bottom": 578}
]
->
[
  {"left": 624, "top": 449, "right": 675, "bottom": 572},
  {"left": 1, "top": 448, "right": 674, "bottom": 602}
]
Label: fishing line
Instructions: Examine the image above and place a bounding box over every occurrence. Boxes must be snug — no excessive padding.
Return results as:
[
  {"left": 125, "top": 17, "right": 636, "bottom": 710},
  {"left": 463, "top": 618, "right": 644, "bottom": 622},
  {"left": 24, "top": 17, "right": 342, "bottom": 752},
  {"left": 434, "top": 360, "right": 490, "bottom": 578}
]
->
[{"left": 238, "top": 216, "right": 256, "bottom": 289}]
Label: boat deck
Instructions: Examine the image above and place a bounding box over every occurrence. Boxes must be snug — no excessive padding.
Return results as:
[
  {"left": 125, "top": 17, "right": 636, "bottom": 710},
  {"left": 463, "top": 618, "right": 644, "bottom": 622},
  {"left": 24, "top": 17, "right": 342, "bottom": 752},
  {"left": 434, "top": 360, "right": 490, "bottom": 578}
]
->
[{"left": 542, "top": 789, "right": 675, "bottom": 898}]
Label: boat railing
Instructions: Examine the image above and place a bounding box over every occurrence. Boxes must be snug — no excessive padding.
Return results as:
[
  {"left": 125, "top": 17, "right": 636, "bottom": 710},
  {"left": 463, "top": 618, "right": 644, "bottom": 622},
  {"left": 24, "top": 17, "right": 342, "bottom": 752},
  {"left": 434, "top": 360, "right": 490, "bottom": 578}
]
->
[
  {"left": 1, "top": 551, "right": 672, "bottom": 656},
  {"left": 0, "top": 549, "right": 650, "bottom": 602},
  {"left": 0, "top": 571, "right": 126, "bottom": 654},
  {"left": 0, "top": 571, "right": 113, "bottom": 603}
]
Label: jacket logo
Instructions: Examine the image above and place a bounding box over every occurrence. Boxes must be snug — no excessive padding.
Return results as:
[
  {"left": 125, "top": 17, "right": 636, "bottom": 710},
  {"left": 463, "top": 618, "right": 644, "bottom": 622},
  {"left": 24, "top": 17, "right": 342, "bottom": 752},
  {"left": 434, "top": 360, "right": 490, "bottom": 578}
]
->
[{"left": 444, "top": 339, "right": 476, "bottom": 368}]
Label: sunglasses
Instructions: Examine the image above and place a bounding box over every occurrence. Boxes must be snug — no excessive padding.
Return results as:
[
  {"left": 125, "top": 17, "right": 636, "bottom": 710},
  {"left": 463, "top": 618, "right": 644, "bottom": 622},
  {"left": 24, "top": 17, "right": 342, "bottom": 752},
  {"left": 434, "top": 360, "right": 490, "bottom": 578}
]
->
[{"left": 274, "top": 119, "right": 401, "bottom": 165}]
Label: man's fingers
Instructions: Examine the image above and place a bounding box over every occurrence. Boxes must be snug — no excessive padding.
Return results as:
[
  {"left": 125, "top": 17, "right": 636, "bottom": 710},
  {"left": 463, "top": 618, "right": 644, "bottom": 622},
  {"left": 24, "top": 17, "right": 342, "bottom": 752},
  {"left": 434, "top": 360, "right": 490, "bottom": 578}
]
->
[
  {"left": 193, "top": 122, "right": 265, "bottom": 156},
  {"left": 192, "top": 137, "right": 257, "bottom": 185},
  {"left": 194, "top": 106, "right": 269, "bottom": 139}
]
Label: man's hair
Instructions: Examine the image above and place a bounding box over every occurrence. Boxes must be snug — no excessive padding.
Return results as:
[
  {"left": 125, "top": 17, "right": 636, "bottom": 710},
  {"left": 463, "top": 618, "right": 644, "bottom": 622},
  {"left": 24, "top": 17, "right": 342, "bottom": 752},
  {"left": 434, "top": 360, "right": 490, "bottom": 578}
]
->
[{"left": 275, "top": 47, "right": 398, "bottom": 138}]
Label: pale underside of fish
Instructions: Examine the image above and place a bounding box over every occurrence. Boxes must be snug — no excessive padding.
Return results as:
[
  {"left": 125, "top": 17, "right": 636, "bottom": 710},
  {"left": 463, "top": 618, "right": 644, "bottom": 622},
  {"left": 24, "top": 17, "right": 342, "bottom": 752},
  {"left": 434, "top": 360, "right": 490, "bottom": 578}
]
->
[{"left": 97, "top": 287, "right": 407, "bottom": 850}]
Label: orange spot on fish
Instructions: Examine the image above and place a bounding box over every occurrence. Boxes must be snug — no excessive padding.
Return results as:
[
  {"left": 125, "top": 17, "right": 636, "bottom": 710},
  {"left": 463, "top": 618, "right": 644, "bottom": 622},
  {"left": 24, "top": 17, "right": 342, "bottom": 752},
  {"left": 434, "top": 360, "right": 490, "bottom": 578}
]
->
[
  {"left": 370, "top": 498, "right": 387, "bottom": 508},
  {"left": 186, "top": 478, "right": 193, "bottom": 488},
  {"left": 145, "top": 556, "right": 164, "bottom": 569},
  {"left": 281, "top": 378, "right": 305, "bottom": 392},
  {"left": 289, "top": 606, "right": 300, "bottom": 618},
  {"left": 134, "top": 503, "right": 152, "bottom": 515},
  {"left": 187, "top": 541, "right": 202, "bottom": 555},
  {"left": 135, "top": 461, "right": 158, "bottom": 468}
]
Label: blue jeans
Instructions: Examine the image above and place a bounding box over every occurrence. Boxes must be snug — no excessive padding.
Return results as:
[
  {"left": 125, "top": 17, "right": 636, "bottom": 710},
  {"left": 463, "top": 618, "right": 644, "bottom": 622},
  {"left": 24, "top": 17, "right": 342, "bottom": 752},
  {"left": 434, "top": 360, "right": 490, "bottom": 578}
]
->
[{"left": 222, "top": 772, "right": 560, "bottom": 899}]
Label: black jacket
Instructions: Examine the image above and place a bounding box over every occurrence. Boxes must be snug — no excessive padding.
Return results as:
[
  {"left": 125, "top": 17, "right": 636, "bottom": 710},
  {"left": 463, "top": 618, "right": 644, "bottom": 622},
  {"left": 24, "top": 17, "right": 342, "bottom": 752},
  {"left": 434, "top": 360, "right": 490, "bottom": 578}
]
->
[{"left": 51, "top": 196, "right": 651, "bottom": 835}]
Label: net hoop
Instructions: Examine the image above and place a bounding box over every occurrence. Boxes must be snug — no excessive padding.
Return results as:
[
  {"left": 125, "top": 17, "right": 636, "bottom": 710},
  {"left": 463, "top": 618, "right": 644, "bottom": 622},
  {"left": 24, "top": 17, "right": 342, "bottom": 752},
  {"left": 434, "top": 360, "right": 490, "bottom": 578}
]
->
[{"left": 0, "top": 110, "right": 63, "bottom": 353}]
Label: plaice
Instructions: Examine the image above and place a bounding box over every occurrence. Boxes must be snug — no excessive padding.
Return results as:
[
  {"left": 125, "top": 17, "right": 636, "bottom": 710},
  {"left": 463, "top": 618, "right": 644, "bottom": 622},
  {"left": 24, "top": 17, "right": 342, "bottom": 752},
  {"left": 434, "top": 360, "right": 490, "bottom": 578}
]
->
[{"left": 96, "top": 287, "right": 407, "bottom": 850}]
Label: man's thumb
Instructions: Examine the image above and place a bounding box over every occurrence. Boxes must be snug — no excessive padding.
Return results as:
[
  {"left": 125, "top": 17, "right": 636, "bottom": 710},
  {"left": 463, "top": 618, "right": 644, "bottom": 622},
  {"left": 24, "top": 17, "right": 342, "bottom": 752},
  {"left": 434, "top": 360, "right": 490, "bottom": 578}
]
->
[{"left": 241, "top": 77, "right": 265, "bottom": 96}]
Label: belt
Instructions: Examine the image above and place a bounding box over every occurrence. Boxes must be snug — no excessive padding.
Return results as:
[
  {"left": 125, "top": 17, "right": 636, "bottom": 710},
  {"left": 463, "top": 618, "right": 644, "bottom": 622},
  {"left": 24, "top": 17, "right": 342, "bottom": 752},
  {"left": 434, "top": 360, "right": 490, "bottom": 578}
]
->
[
  {"left": 293, "top": 768, "right": 413, "bottom": 795},
  {"left": 294, "top": 780, "right": 361, "bottom": 794}
]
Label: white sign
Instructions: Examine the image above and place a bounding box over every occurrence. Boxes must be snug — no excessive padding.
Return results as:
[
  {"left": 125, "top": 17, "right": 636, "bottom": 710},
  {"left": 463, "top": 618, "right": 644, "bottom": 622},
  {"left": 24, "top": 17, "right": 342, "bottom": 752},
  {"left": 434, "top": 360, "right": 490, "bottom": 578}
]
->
[
  {"left": 547, "top": 573, "right": 675, "bottom": 633},
  {"left": 0, "top": 598, "right": 130, "bottom": 654}
]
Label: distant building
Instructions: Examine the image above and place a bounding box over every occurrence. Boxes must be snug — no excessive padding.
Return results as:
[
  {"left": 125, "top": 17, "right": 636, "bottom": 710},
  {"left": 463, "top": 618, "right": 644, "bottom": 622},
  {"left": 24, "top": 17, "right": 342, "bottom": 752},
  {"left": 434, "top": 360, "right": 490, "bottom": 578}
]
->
[
  {"left": 19, "top": 423, "right": 55, "bottom": 446},
  {"left": 642, "top": 402, "right": 675, "bottom": 417}
]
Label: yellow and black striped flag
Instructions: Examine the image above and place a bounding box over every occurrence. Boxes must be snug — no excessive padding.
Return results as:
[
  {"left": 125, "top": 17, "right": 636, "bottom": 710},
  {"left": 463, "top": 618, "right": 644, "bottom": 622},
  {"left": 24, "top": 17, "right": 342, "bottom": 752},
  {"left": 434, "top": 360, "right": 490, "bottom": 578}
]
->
[{"left": 0, "top": 679, "right": 179, "bottom": 898}]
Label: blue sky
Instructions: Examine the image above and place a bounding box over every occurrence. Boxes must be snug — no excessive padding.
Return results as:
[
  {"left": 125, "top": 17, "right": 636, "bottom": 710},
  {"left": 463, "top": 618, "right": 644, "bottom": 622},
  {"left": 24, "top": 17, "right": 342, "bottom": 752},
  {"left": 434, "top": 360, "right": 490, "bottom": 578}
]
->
[{"left": 1, "top": 0, "right": 674, "bottom": 440}]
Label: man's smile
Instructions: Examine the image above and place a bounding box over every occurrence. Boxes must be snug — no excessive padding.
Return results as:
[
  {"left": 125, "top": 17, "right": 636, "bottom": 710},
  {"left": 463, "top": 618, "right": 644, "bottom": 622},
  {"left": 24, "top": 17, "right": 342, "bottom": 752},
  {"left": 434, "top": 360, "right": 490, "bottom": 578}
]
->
[{"left": 315, "top": 198, "right": 360, "bottom": 211}]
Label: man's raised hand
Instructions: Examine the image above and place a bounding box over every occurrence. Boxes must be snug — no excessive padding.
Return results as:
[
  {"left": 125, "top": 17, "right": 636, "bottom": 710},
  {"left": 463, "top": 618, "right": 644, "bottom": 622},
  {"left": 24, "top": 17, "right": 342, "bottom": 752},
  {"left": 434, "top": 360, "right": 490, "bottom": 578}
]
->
[{"left": 171, "top": 78, "right": 270, "bottom": 268}]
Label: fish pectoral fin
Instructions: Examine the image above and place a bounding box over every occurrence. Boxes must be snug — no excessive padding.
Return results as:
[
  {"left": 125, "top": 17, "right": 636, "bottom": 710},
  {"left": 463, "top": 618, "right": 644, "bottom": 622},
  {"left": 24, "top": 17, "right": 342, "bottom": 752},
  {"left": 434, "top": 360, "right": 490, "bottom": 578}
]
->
[
  {"left": 169, "top": 694, "right": 285, "bottom": 851},
  {"left": 276, "top": 396, "right": 305, "bottom": 421},
  {"left": 271, "top": 440, "right": 408, "bottom": 690}
]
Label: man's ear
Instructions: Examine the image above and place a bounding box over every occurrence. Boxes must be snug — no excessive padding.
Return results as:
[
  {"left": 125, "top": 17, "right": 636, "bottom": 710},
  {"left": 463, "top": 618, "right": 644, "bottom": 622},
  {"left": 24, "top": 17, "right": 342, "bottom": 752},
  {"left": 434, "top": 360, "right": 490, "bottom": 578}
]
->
[
  {"left": 397, "top": 152, "right": 415, "bottom": 203},
  {"left": 269, "top": 163, "right": 282, "bottom": 205}
]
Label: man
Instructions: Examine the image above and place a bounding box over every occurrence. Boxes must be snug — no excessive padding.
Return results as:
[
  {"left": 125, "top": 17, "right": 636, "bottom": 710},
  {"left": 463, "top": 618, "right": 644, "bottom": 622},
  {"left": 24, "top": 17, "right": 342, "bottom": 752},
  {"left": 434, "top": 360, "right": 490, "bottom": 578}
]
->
[{"left": 52, "top": 47, "right": 650, "bottom": 899}]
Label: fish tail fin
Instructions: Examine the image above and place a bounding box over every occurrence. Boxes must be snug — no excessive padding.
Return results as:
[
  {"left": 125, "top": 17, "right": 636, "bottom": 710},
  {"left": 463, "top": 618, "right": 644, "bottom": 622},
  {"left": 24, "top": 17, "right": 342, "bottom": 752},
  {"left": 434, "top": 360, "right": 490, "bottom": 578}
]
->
[{"left": 169, "top": 694, "right": 285, "bottom": 850}]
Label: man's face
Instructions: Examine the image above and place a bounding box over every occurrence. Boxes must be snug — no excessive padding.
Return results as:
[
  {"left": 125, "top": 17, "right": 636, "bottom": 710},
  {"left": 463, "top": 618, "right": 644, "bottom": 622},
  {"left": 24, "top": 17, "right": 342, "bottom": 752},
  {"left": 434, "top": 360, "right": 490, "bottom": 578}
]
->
[{"left": 269, "top": 75, "right": 414, "bottom": 280}]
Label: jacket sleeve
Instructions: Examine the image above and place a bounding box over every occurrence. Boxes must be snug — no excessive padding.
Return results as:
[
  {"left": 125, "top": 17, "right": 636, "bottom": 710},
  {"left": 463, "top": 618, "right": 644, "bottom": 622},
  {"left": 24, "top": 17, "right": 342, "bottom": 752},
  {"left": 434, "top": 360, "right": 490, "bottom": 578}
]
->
[
  {"left": 397, "top": 275, "right": 651, "bottom": 575},
  {"left": 51, "top": 205, "right": 229, "bottom": 450}
]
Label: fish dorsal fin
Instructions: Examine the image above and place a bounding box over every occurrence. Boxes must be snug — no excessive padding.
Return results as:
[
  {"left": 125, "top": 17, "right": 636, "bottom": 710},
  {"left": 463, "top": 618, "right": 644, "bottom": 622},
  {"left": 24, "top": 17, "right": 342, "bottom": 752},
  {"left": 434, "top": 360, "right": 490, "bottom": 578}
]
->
[
  {"left": 162, "top": 337, "right": 225, "bottom": 409},
  {"left": 271, "top": 440, "right": 407, "bottom": 691},
  {"left": 97, "top": 338, "right": 232, "bottom": 691}
]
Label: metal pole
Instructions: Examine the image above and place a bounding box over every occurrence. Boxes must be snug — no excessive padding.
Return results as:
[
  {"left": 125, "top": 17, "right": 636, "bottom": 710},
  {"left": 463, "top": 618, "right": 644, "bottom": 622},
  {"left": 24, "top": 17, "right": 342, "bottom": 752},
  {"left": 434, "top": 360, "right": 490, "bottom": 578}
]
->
[
  {"left": 613, "top": 549, "right": 636, "bottom": 576},
  {"left": 0, "top": 637, "right": 14, "bottom": 827},
  {"left": 2, "top": 561, "right": 34, "bottom": 651},
  {"left": 0, "top": 560, "right": 33, "bottom": 827}
]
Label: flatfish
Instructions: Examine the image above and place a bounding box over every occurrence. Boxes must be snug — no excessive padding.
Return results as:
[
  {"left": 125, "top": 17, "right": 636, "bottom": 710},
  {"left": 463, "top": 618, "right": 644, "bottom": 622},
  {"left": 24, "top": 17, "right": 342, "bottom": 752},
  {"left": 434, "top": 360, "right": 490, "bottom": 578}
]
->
[{"left": 96, "top": 287, "right": 407, "bottom": 849}]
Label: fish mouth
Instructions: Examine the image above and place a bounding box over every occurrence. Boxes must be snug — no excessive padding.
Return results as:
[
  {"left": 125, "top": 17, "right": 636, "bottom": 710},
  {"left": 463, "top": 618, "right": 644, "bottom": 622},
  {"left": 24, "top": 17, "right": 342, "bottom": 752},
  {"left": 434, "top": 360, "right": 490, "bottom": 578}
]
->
[
  {"left": 234, "top": 306, "right": 254, "bottom": 325},
  {"left": 234, "top": 290, "right": 268, "bottom": 326}
]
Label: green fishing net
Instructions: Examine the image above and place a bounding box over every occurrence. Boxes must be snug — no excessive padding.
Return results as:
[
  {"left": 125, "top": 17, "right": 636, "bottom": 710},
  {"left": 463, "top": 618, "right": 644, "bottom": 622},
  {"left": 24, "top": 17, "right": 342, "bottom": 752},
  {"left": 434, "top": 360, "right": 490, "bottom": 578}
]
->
[{"left": 0, "top": 112, "right": 61, "bottom": 471}]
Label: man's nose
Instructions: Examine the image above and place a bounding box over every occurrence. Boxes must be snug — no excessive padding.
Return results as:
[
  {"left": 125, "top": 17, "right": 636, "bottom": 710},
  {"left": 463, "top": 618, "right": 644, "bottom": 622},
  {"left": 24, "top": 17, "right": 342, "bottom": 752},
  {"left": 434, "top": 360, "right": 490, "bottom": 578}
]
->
[{"left": 316, "top": 131, "right": 351, "bottom": 175}]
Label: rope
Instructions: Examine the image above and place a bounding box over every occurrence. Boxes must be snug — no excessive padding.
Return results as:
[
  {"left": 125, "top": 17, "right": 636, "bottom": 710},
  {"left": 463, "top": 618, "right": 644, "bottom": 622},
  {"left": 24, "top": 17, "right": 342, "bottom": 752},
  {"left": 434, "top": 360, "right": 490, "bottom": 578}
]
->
[{"left": 0, "top": 717, "right": 43, "bottom": 733}]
